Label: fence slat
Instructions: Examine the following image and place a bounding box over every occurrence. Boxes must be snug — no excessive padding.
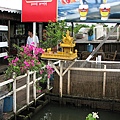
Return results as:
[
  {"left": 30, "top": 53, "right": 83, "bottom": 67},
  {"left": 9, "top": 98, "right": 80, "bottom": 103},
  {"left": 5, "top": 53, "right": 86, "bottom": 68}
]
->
[
  {"left": 67, "top": 70, "right": 70, "bottom": 95},
  {"left": 26, "top": 70, "right": 30, "bottom": 106},
  {"left": 33, "top": 71, "right": 36, "bottom": 104},
  {"left": 60, "top": 61, "right": 63, "bottom": 97},
  {"left": 103, "top": 65, "right": 107, "bottom": 97},
  {"left": 13, "top": 72, "right": 17, "bottom": 114}
]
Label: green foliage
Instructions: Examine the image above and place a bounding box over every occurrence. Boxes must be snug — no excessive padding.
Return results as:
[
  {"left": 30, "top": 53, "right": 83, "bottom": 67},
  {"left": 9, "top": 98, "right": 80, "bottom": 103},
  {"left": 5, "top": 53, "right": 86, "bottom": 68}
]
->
[
  {"left": 41, "top": 21, "right": 67, "bottom": 49},
  {"left": 86, "top": 114, "right": 96, "bottom": 120},
  {"left": 74, "top": 24, "right": 89, "bottom": 34},
  {"left": 88, "top": 25, "right": 95, "bottom": 36},
  {"left": 4, "top": 44, "right": 53, "bottom": 91}
]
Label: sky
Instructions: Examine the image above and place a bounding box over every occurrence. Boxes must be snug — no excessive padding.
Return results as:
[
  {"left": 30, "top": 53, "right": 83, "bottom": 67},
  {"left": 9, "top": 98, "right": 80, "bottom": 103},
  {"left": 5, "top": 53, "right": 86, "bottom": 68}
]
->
[{"left": 0, "top": 0, "right": 22, "bottom": 10}]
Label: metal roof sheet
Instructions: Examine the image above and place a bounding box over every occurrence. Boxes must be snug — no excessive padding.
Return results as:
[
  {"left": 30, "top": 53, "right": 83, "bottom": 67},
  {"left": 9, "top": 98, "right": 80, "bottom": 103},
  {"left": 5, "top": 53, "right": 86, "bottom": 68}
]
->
[
  {"left": 0, "top": 7, "right": 21, "bottom": 14},
  {"left": 0, "top": 0, "right": 21, "bottom": 13}
]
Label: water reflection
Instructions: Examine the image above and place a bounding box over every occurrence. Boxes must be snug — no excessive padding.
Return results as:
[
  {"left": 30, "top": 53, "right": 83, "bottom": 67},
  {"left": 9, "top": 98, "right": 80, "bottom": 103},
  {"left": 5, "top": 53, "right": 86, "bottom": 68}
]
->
[
  {"left": 40, "top": 112, "right": 52, "bottom": 120},
  {"left": 33, "top": 103, "right": 120, "bottom": 120}
]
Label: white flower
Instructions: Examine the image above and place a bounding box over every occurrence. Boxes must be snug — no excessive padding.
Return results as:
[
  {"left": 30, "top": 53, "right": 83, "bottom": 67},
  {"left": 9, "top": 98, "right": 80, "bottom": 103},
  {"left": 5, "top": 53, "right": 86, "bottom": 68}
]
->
[{"left": 92, "top": 112, "right": 99, "bottom": 119}]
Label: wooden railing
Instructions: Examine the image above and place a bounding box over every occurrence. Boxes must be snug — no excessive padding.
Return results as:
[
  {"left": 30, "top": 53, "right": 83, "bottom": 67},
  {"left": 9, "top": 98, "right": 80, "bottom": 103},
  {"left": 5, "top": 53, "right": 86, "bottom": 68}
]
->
[{"left": 0, "top": 70, "right": 51, "bottom": 115}]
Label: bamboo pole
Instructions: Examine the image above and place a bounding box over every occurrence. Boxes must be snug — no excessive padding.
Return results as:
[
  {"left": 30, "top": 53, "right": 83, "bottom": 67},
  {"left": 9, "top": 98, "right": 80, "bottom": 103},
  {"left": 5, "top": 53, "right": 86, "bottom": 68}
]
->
[{"left": 103, "top": 65, "right": 106, "bottom": 97}]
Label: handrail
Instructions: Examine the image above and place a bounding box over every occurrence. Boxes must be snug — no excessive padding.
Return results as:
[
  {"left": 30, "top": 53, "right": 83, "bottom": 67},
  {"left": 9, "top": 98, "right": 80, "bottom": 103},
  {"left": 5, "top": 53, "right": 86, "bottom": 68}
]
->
[{"left": 0, "top": 70, "right": 51, "bottom": 115}]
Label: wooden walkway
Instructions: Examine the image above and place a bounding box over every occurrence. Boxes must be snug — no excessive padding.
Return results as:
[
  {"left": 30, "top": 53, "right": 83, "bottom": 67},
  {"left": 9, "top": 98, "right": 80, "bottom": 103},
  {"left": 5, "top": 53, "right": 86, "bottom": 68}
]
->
[{"left": 0, "top": 64, "right": 7, "bottom": 74}]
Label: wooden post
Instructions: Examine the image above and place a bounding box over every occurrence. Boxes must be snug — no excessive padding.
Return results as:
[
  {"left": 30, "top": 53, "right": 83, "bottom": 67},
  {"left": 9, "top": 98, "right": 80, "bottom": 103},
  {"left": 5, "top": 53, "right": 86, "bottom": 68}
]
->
[
  {"left": 60, "top": 61, "right": 63, "bottom": 97},
  {"left": 71, "top": 22, "right": 74, "bottom": 37},
  {"left": 39, "top": 23, "right": 43, "bottom": 43},
  {"left": 67, "top": 70, "right": 70, "bottom": 95},
  {"left": 33, "top": 71, "right": 36, "bottom": 104},
  {"left": 13, "top": 72, "right": 17, "bottom": 115},
  {"left": 8, "top": 20, "right": 10, "bottom": 54},
  {"left": 26, "top": 70, "right": 30, "bottom": 106},
  {"left": 103, "top": 65, "right": 106, "bottom": 97}
]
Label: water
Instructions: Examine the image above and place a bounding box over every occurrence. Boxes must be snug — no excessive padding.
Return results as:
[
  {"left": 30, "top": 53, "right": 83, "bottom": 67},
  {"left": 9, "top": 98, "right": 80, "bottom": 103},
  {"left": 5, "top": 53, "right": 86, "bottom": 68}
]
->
[{"left": 32, "top": 103, "right": 120, "bottom": 120}]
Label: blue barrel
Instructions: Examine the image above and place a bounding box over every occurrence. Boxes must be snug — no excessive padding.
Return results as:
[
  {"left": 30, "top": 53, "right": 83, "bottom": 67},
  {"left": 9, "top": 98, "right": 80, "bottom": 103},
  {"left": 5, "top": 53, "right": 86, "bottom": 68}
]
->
[
  {"left": 87, "top": 44, "right": 93, "bottom": 52},
  {"left": 3, "top": 96, "right": 13, "bottom": 112}
]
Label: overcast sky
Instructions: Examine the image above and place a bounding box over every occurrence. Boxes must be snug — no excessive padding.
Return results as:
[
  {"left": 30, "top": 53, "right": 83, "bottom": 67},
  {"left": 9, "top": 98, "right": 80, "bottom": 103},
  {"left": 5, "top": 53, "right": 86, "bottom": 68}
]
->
[{"left": 0, "top": 0, "right": 22, "bottom": 10}]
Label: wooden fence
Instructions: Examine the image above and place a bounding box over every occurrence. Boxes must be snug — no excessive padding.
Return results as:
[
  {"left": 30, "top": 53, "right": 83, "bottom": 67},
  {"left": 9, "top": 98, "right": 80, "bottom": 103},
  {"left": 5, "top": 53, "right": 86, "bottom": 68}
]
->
[{"left": 52, "top": 60, "right": 120, "bottom": 100}]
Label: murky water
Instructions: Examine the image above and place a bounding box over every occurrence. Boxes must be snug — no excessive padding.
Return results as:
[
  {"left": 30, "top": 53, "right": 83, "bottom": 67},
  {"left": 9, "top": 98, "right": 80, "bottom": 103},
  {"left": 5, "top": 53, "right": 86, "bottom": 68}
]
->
[{"left": 32, "top": 103, "right": 120, "bottom": 120}]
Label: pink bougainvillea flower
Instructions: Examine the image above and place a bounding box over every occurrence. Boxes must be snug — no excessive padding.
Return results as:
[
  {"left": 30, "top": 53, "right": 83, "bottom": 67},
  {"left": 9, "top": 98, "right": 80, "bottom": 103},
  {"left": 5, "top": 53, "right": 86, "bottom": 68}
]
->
[
  {"left": 24, "top": 60, "right": 30, "bottom": 67},
  {"left": 37, "top": 62, "right": 41, "bottom": 65},
  {"left": 29, "top": 44, "right": 34, "bottom": 51},
  {"left": 40, "top": 70, "right": 44, "bottom": 74},
  {"left": 13, "top": 63, "right": 16, "bottom": 66},
  {"left": 4, "top": 56, "right": 8, "bottom": 59},
  {"left": 46, "top": 65, "right": 53, "bottom": 72},
  {"left": 11, "top": 60, "right": 14, "bottom": 64},
  {"left": 48, "top": 74, "right": 50, "bottom": 78},
  {"left": 30, "top": 42, "right": 35, "bottom": 46},
  {"left": 27, "top": 53, "right": 32, "bottom": 57},
  {"left": 14, "top": 57, "right": 19, "bottom": 62},
  {"left": 31, "top": 60, "right": 34, "bottom": 66},
  {"left": 23, "top": 66, "right": 27, "bottom": 69}
]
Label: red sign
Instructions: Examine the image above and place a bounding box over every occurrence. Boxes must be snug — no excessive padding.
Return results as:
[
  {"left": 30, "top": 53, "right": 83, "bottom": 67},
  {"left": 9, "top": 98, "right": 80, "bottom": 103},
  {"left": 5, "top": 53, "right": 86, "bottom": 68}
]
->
[{"left": 22, "top": 0, "right": 57, "bottom": 22}]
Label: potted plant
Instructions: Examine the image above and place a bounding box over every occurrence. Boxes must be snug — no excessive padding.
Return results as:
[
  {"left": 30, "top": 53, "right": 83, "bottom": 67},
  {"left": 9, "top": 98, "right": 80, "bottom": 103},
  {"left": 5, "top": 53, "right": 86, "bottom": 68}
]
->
[
  {"left": 41, "top": 21, "right": 67, "bottom": 52},
  {"left": 88, "top": 25, "right": 95, "bottom": 41},
  {"left": 4, "top": 43, "right": 54, "bottom": 112},
  {"left": 74, "top": 24, "right": 89, "bottom": 39}
]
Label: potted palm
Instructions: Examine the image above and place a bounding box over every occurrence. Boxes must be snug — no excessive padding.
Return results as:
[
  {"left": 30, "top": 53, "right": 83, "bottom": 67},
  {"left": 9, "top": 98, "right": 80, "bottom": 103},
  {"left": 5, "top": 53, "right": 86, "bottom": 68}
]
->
[{"left": 88, "top": 25, "right": 95, "bottom": 41}]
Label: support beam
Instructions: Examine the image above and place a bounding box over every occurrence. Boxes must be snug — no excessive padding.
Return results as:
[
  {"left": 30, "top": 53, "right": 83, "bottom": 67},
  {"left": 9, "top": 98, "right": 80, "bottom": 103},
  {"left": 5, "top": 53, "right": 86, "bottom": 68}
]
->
[
  {"left": 39, "top": 23, "right": 43, "bottom": 45},
  {"left": 49, "top": 61, "right": 60, "bottom": 76},
  {"left": 62, "top": 61, "right": 75, "bottom": 76}
]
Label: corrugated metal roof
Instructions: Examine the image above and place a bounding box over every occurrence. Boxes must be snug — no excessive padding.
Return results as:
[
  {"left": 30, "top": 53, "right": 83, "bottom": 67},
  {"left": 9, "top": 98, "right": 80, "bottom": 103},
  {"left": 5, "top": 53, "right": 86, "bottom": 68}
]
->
[
  {"left": 0, "top": 0, "right": 21, "bottom": 13},
  {"left": 0, "top": 7, "right": 21, "bottom": 14}
]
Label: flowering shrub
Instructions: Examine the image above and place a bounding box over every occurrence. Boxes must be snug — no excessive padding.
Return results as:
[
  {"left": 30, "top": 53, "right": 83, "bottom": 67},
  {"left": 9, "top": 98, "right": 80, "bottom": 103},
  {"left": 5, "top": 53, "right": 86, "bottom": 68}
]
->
[{"left": 4, "top": 43, "right": 54, "bottom": 91}]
